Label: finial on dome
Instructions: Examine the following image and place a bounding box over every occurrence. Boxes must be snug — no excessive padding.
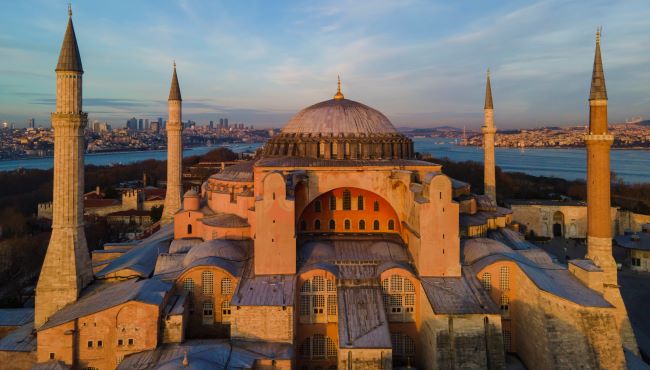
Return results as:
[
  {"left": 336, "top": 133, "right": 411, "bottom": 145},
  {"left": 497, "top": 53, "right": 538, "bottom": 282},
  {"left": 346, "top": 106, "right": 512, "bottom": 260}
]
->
[
  {"left": 182, "top": 351, "right": 189, "bottom": 367},
  {"left": 334, "top": 75, "right": 344, "bottom": 100},
  {"left": 173, "top": 60, "right": 176, "bottom": 69},
  {"left": 596, "top": 26, "right": 601, "bottom": 44},
  {"left": 68, "top": 4, "right": 72, "bottom": 17}
]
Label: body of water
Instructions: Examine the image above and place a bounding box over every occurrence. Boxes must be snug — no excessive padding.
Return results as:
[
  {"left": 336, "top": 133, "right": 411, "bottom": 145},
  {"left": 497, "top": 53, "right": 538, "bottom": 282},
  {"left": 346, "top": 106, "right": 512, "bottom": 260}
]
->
[{"left": 2, "top": 138, "right": 650, "bottom": 183}]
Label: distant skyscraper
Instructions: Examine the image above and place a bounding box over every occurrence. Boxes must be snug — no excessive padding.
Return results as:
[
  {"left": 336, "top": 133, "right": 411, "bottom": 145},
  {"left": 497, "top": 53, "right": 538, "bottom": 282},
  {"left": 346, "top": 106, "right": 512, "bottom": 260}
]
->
[
  {"left": 219, "top": 118, "right": 224, "bottom": 126},
  {"left": 138, "top": 118, "right": 144, "bottom": 131},
  {"left": 28, "top": 118, "right": 35, "bottom": 129},
  {"left": 127, "top": 117, "right": 138, "bottom": 131},
  {"left": 209, "top": 120, "right": 214, "bottom": 129},
  {"left": 224, "top": 118, "right": 229, "bottom": 129}
]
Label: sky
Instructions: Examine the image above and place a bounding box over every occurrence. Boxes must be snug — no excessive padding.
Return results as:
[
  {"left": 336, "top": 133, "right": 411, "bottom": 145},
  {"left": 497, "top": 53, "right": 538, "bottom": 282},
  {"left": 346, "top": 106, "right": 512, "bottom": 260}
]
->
[{"left": 0, "top": 0, "right": 648, "bottom": 129}]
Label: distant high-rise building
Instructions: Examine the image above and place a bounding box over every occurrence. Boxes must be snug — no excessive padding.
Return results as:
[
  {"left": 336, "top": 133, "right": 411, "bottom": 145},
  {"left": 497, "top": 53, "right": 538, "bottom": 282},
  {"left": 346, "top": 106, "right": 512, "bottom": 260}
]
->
[
  {"left": 138, "top": 119, "right": 144, "bottom": 131},
  {"left": 209, "top": 120, "right": 214, "bottom": 129},
  {"left": 1, "top": 122, "right": 7, "bottom": 129},
  {"left": 126, "top": 117, "right": 138, "bottom": 131},
  {"left": 28, "top": 118, "right": 36, "bottom": 129},
  {"left": 145, "top": 119, "right": 150, "bottom": 130},
  {"left": 224, "top": 118, "right": 229, "bottom": 128},
  {"left": 219, "top": 118, "right": 224, "bottom": 126}
]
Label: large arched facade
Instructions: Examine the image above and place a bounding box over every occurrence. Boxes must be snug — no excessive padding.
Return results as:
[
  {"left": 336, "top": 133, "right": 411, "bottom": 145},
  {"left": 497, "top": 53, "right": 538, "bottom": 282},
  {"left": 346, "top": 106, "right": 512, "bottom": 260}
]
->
[{"left": 298, "top": 187, "right": 401, "bottom": 236}]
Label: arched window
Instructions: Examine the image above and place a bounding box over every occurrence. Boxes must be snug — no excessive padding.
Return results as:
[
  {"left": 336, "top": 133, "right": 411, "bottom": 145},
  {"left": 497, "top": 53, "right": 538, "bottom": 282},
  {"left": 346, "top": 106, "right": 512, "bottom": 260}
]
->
[
  {"left": 318, "top": 142, "right": 325, "bottom": 157},
  {"left": 359, "top": 220, "right": 366, "bottom": 230},
  {"left": 314, "top": 219, "right": 321, "bottom": 230},
  {"left": 481, "top": 272, "right": 491, "bottom": 291},
  {"left": 187, "top": 224, "right": 192, "bottom": 234},
  {"left": 500, "top": 266, "right": 510, "bottom": 290},
  {"left": 391, "top": 333, "right": 416, "bottom": 364},
  {"left": 331, "top": 142, "right": 338, "bottom": 156},
  {"left": 300, "top": 220, "right": 306, "bottom": 231},
  {"left": 329, "top": 219, "right": 335, "bottom": 230},
  {"left": 342, "top": 190, "right": 351, "bottom": 210},
  {"left": 381, "top": 275, "right": 416, "bottom": 322},
  {"left": 221, "top": 277, "right": 232, "bottom": 295},
  {"left": 314, "top": 200, "right": 322, "bottom": 212},
  {"left": 299, "top": 275, "right": 337, "bottom": 324},
  {"left": 344, "top": 219, "right": 351, "bottom": 230},
  {"left": 357, "top": 195, "right": 364, "bottom": 210},
  {"left": 388, "top": 219, "right": 395, "bottom": 230},
  {"left": 329, "top": 195, "right": 336, "bottom": 211},
  {"left": 183, "top": 278, "right": 195, "bottom": 294},
  {"left": 299, "top": 334, "right": 337, "bottom": 360},
  {"left": 373, "top": 200, "right": 380, "bottom": 211},
  {"left": 373, "top": 220, "right": 380, "bottom": 231},
  {"left": 202, "top": 271, "right": 213, "bottom": 295},
  {"left": 221, "top": 301, "right": 231, "bottom": 322}
]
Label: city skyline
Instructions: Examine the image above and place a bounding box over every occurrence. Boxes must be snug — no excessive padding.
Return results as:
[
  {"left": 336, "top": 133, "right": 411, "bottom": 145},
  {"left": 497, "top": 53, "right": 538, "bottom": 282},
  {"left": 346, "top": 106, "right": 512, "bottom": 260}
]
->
[{"left": 1, "top": 0, "right": 649, "bottom": 129}]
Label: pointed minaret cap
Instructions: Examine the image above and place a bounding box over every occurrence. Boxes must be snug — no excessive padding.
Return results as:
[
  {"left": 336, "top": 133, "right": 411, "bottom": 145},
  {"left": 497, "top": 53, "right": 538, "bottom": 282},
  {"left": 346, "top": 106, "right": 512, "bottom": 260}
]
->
[
  {"left": 333, "top": 75, "right": 345, "bottom": 100},
  {"left": 56, "top": 5, "right": 83, "bottom": 72},
  {"left": 589, "top": 27, "right": 607, "bottom": 101},
  {"left": 484, "top": 68, "right": 493, "bottom": 109},
  {"left": 169, "top": 61, "right": 182, "bottom": 101}
]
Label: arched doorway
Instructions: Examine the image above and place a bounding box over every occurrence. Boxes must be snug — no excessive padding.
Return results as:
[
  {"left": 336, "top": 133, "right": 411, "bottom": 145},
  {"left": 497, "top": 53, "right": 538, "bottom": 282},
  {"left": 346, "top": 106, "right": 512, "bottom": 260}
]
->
[{"left": 552, "top": 211, "right": 564, "bottom": 237}]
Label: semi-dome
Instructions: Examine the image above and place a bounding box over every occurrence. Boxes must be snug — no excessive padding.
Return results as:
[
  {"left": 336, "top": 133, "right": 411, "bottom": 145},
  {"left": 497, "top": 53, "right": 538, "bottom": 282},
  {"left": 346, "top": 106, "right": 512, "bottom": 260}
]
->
[
  {"left": 262, "top": 78, "right": 414, "bottom": 160},
  {"left": 281, "top": 98, "right": 397, "bottom": 135}
]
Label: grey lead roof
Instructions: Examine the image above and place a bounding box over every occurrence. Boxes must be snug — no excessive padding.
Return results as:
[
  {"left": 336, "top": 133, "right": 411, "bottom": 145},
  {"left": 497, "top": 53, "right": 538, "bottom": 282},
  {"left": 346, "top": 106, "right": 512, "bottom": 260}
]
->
[
  {"left": 117, "top": 339, "right": 290, "bottom": 370},
  {"left": 231, "top": 262, "right": 295, "bottom": 306},
  {"left": 463, "top": 238, "right": 611, "bottom": 308},
  {"left": 39, "top": 278, "right": 172, "bottom": 331},
  {"left": 0, "top": 308, "right": 34, "bottom": 327},
  {"left": 0, "top": 323, "right": 36, "bottom": 352},
  {"left": 281, "top": 98, "right": 397, "bottom": 135},
  {"left": 56, "top": 17, "right": 83, "bottom": 72},
  {"left": 422, "top": 268, "right": 499, "bottom": 315},
  {"left": 211, "top": 161, "right": 255, "bottom": 182},
  {"left": 338, "top": 286, "right": 392, "bottom": 349},
  {"left": 168, "top": 65, "right": 182, "bottom": 101},
  {"left": 615, "top": 233, "right": 650, "bottom": 251},
  {"left": 589, "top": 34, "right": 607, "bottom": 101},
  {"left": 484, "top": 71, "right": 493, "bottom": 109}
]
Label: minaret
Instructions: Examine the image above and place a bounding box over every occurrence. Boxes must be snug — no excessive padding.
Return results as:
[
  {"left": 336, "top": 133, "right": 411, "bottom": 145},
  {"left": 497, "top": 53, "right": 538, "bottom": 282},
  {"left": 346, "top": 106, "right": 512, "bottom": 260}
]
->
[
  {"left": 584, "top": 29, "right": 616, "bottom": 282},
  {"left": 482, "top": 69, "right": 497, "bottom": 203},
  {"left": 161, "top": 62, "right": 183, "bottom": 224},
  {"left": 35, "top": 6, "right": 93, "bottom": 327},
  {"left": 583, "top": 29, "right": 638, "bottom": 354}
]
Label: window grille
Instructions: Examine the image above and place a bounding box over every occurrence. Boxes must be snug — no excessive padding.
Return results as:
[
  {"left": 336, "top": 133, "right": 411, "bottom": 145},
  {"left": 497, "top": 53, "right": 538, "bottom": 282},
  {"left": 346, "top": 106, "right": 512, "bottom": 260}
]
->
[
  {"left": 482, "top": 272, "right": 491, "bottom": 291},
  {"left": 344, "top": 219, "right": 351, "bottom": 230},
  {"left": 329, "top": 219, "right": 335, "bottom": 230},
  {"left": 373, "top": 220, "right": 380, "bottom": 230},
  {"left": 221, "top": 301, "right": 231, "bottom": 321},
  {"left": 221, "top": 278, "right": 232, "bottom": 295},
  {"left": 299, "top": 276, "right": 336, "bottom": 323},
  {"left": 183, "top": 278, "right": 194, "bottom": 294},
  {"left": 388, "top": 219, "right": 395, "bottom": 230},
  {"left": 314, "top": 219, "right": 321, "bottom": 230},
  {"left": 202, "top": 271, "right": 214, "bottom": 295},
  {"left": 500, "top": 266, "right": 509, "bottom": 290},
  {"left": 357, "top": 196, "right": 364, "bottom": 210},
  {"left": 500, "top": 295, "right": 509, "bottom": 314},
  {"left": 329, "top": 195, "right": 336, "bottom": 211},
  {"left": 382, "top": 275, "right": 416, "bottom": 322},
  {"left": 503, "top": 329, "right": 512, "bottom": 352},
  {"left": 359, "top": 220, "right": 365, "bottom": 230},
  {"left": 314, "top": 200, "right": 322, "bottom": 212}
]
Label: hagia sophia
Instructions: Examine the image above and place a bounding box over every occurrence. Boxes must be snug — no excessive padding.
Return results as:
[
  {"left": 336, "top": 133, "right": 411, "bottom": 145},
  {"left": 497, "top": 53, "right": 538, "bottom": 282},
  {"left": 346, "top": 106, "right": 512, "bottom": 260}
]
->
[{"left": 0, "top": 7, "right": 645, "bottom": 370}]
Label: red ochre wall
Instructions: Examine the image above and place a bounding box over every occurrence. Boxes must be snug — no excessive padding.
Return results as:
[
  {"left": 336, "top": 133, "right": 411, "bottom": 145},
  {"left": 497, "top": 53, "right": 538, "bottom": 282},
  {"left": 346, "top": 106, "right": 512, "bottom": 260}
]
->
[{"left": 299, "top": 188, "right": 400, "bottom": 234}]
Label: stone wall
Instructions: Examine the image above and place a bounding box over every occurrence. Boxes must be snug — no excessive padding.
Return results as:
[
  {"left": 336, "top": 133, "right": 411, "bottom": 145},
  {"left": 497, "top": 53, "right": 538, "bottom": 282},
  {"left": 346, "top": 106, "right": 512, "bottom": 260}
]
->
[
  {"left": 231, "top": 306, "right": 293, "bottom": 343},
  {"left": 0, "top": 351, "right": 36, "bottom": 370}
]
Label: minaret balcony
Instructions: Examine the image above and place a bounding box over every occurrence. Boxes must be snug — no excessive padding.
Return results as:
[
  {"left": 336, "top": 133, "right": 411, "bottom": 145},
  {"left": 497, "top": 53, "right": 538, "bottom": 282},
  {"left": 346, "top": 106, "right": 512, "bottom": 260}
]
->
[{"left": 584, "top": 134, "right": 614, "bottom": 143}]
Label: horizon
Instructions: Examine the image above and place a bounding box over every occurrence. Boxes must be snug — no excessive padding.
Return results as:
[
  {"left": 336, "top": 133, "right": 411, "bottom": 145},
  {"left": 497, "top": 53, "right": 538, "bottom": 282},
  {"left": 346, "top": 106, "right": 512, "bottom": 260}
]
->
[{"left": 1, "top": 0, "right": 649, "bottom": 129}]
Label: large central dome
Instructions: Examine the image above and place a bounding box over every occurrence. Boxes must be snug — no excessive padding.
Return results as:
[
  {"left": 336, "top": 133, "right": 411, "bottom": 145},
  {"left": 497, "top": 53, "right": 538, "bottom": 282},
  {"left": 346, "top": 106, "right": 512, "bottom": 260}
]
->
[
  {"left": 261, "top": 80, "right": 414, "bottom": 160},
  {"left": 281, "top": 98, "right": 397, "bottom": 135}
]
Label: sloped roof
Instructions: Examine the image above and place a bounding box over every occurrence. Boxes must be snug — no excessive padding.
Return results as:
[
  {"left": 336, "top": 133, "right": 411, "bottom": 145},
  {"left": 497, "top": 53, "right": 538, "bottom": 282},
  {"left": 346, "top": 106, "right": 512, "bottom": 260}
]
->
[
  {"left": 0, "top": 308, "right": 34, "bottom": 327},
  {"left": 589, "top": 35, "right": 607, "bottom": 101},
  {"left": 168, "top": 66, "right": 182, "bottom": 101},
  {"left": 39, "top": 278, "right": 171, "bottom": 331},
  {"left": 0, "top": 323, "right": 36, "bottom": 352},
  {"left": 463, "top": 238, "right": 611, "bottom": 308},
  {"left": 95, "top": 223, "right": 173, "bottom": 278},
  {"left": 211, "top": 161, "right": 255, "bottom": 182},
  {"left": 231, "top": 266, "right": 295, "bottom": 306},
  {"left": 56, "top": 17, "right": 83, "bottom": 72},
  {"left": 338, "top": 286, "right": 391, "bottom": 349},
  {"left": 421, "top": 267, "right": 499, "bottom": 315}
]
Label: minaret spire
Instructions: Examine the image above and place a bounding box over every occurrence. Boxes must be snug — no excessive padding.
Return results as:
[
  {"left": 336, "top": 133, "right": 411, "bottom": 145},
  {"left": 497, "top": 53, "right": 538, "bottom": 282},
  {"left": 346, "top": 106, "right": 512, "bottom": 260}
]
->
[
  {"left": 162, "top": 62, "right": 184, "bottom": 224},
  {"left": 482, "top": 68, "right": 497, "bottom": 203},
  {"left": 589, "top": 27, "right": 607, "bottom": 101},
  {"left": 35, "top": 5, "right": 92, "bottom": 328},
  {"left": 334, "top": 75, "right": 344, "bottom": 100}
]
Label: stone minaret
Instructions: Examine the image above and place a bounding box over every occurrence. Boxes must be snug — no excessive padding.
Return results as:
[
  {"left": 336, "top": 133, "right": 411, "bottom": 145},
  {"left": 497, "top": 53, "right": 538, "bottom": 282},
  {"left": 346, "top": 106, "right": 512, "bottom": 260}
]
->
[
  {"left": 482, "top": 69, "right": 497, "bottom": 203},
  {"left": 161, "top": 63, "right": 183, "bottom": 224},
  {"left": 583, "top": 29, "right": 638, "bottom": 354},
  {"left": 35, "top": 6, "right": 93, "bottom": 327}
]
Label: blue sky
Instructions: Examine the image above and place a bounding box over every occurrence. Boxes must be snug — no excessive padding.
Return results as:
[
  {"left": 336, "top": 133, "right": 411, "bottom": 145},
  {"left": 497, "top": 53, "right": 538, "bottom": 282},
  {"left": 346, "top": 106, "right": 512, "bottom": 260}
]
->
[{"left": 1, "top": 0, "right": 648, "bottom": 129}]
